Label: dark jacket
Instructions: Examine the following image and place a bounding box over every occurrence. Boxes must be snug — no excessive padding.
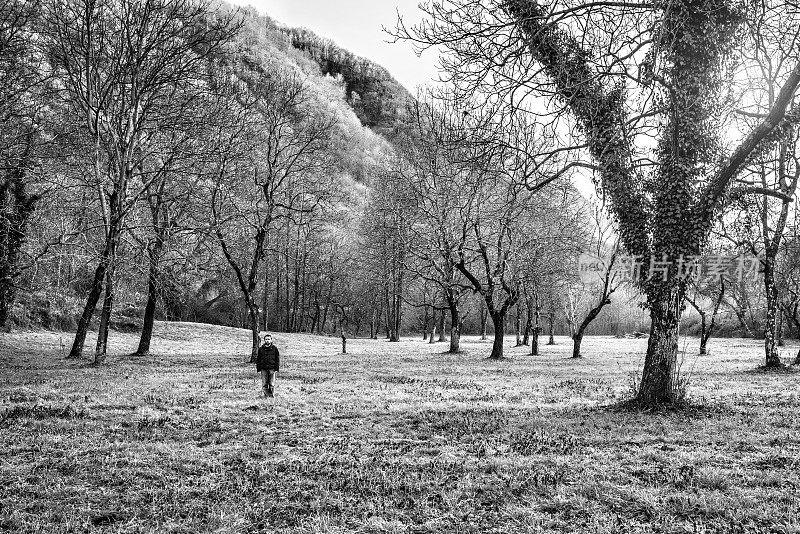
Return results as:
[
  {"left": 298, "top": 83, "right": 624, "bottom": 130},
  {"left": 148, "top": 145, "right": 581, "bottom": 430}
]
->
[{"left": 256, "top": 344, "right": 280, "bottom": 372}]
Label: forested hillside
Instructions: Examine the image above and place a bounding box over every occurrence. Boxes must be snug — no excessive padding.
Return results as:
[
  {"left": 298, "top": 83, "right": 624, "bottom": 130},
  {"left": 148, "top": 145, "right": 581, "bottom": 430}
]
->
[{"left": 284, "top": 26, "right": 412, "bottom": 133}]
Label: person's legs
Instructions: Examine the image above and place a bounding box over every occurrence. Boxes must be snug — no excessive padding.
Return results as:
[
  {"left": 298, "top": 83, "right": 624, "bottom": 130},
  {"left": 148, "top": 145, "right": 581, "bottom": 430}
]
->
[
  {"left": 267, "top": 371, "right": 276, "bottom": 397},
  {"left": 260, "top": 370, "right": 269, "bottom": 397}
]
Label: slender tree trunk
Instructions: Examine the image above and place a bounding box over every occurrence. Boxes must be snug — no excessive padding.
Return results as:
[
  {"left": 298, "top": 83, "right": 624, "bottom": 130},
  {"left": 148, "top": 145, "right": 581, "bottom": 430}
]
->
[
  {"left": 522, "top": 305, "right": 532, "bottom": 346},
  {"left": 340, "top": 316, "right": 347, "bottom": 354},
  {"left": 261, "top": 254, "right": 269, "bottom": 332},
  {"left": 531, "top": 290, "right": 541, "bottom": 356},
  {"left": 136, "top": 222, "right": 165, "bottom": 356},
  {"left": 291, "top": 266, "right": 300, "bottom": 332},
  {"left": 422, "top": 304, "right": 429, "bottom": 340},
  {"left": 763, "top": 259, "right": 782, "bottom": 368},
  {"left": 369, "top": 309, "right": 375, "bottom": 339},
  {"left": 69, "top": 224, "right": 118, "bottom": 360},
  {"left": 572, "top": 296, "right": 612, "bottom": 358},
  {"left": 448, "top": 303, "right": 461, "bottom": 353},
  {"left": 393, "top": 275, "right": 403, "bottom": 341},
  {"left": 284, "top": 236, "right": 291, "bottom": 331},
  {"left": 489, "top": 312, "right": 505, "bottom": 359},
  {"left": 94, "top": 265, "right": 116, "bottom": 364},
  {"left": 515, "top": 305, "right": 522, "bottom": 346},
  {"left": 384, "top": 285, "right": 393, "bottom": 339},
  {"left": 136, "top": 252, "right": 159, "bottom": 356},
  {"left": 274, "top": 253, "right": 281, "bottom": 330},
  {"left": 698, "top": 311, "right": 708, "bottom": 355},
  {"left": 437, "top": 309, "right": 446, "bottom": 342},
  {"left": 310, "top": 300, "right": 320, "bottom": 334},
  {"left": 480, "top": 307, "right": 488, "bottom": 340},
  {"left": 389, "top": 294, "right": 401, "bottom": 342},
  {"left": 320, "top": 280, "right": 333, "bottom": 334},
  {"left": 247, "top": 300, "right": 259, "bottom": 362},
  {"left": 547, "top": 314, "right": 555, "bottom": 345}
]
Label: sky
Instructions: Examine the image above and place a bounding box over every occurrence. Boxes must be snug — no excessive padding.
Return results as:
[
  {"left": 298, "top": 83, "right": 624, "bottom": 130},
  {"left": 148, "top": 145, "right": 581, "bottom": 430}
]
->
[{"left": 230, "top": 0, "right": 442, "bottom": 94}]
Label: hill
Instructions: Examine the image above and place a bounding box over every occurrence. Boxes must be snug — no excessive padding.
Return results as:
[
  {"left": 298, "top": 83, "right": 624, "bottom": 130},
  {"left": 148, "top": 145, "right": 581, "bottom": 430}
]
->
[{"left": 234, "top": 6, "right": 413, "bottom": 138}]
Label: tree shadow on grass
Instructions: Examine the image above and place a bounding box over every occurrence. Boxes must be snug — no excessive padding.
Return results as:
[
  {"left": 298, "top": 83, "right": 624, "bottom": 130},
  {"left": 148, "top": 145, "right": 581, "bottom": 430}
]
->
[{"left": 745, "top": 364, "right": 799, "bottom": 375}]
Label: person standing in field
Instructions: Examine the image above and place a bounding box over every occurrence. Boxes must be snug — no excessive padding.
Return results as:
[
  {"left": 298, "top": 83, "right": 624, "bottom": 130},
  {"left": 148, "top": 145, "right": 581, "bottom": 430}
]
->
[{"left": 256, "top": 332, "right": 280, "bottom": 398}]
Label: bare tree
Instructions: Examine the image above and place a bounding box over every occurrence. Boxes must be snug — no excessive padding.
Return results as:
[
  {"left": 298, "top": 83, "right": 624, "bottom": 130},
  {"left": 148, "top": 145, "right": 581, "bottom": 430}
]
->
[
  {"left": 571, "top": 204, "right": 620, "bottom": 358},
  {"left": 686, "top": 276, "right": 726, "bottom": 355},
  {"left": 208, "top": 66, "right": 335, "bottom": 362}
]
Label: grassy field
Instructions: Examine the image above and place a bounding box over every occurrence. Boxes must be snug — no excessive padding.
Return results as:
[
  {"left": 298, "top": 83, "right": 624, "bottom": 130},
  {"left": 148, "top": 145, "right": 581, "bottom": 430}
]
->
[{"left": 1, "top": 323, "right": 799, "bottom": 533}]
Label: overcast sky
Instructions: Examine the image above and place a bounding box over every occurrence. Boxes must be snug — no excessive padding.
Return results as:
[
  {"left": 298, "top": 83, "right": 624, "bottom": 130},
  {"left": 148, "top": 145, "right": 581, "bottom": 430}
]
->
[{"left": 231, "top": 0, "right": 441, "bottom": 94}]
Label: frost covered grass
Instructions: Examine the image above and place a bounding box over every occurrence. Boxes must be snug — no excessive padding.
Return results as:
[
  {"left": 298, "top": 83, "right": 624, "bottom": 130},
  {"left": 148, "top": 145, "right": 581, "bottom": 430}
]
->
[{"left": 1, "top": 324, "right": 799, "bottom": 533}]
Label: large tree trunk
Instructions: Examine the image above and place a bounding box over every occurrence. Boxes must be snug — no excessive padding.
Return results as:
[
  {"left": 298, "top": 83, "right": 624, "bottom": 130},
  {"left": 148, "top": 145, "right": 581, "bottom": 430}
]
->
[
  {"left": 636, "top": 295, "right": 682, "bottom": 405},
  {"left": 572, "top": 331, "right": 583, "bottom": 359},
  {"left": 489, "top": 312, "right": 505, "bottom": 359},
  {"left": 531, "top": 325, "right": 539, "bottom": 356}
]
